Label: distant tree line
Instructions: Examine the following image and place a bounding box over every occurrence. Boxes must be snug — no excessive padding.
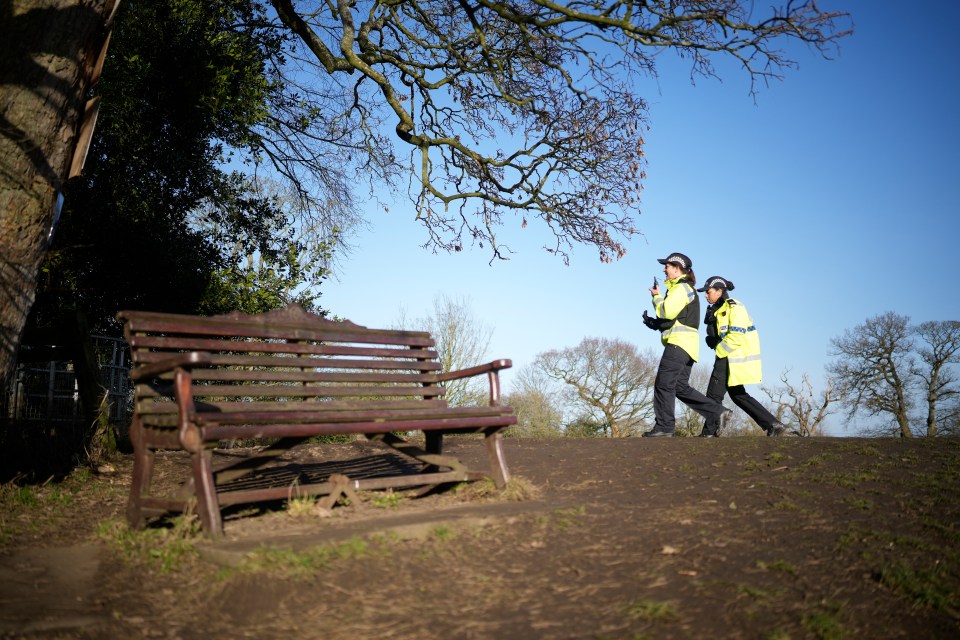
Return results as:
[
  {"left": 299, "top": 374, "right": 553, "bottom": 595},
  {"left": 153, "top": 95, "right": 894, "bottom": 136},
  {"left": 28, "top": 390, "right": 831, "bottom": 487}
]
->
[
  {"left": 828, "top": 313, "right": 960, "bottom": 438},
  {"left": 430, "top": 302, "right": 958, "bottom": 439}
]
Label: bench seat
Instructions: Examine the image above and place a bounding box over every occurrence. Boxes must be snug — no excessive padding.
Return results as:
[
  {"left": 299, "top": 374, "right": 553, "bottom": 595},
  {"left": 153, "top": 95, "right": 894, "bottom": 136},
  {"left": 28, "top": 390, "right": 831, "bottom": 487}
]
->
[{"left": 118, "top": 304, "right": 517, "bottom": 535}]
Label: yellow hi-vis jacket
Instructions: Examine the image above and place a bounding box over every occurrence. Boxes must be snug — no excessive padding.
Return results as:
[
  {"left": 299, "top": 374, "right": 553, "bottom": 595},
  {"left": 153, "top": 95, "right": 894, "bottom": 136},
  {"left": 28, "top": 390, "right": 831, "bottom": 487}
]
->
[
  {"left": 714, "top": 297, "right": 762, "bottom": 385},
  {"left": 652, "top": 277, "right": 700, "bottom": 361}
]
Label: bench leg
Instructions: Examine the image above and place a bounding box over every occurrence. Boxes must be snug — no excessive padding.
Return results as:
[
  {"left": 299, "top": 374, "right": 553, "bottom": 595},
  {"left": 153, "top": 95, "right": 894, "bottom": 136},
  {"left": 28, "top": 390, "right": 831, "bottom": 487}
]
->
[
  {"left": 484, "top": 429, "right": 511, "bottom": 489},
  {"left": 423, "top": 431, "right": 443, "bottom": 473},
  {"left": 126, "top": 418, "right": 152, "bottom": 529},
  {"left": 191, "top": 449, "right": 222, "bottom": 536},
  {"left": 425, "top": 431, "right": 443, "bottom": 455}
]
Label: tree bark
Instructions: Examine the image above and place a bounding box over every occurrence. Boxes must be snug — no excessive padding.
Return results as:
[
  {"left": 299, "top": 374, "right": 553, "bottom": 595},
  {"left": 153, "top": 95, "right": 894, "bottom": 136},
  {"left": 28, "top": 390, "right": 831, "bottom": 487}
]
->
[{"left": 0, "top": 0, "right": 113, "bottom": 385}]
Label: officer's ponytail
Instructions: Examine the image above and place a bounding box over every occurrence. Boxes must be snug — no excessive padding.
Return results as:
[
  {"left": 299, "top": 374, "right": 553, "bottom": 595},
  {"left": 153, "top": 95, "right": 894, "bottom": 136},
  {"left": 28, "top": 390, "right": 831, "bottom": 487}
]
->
[{"left": 685, "top": 268, "right": 697, "bottom": 287}]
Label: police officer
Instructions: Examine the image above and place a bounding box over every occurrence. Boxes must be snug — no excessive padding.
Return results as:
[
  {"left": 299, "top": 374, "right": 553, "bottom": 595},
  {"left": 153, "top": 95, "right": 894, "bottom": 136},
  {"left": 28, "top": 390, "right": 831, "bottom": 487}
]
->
[
  {"left": 697, "top": 276, "right": 786, "bottom": 437},
  {"left": 642, "top": 253, "right": 726, "bottom": 437}
]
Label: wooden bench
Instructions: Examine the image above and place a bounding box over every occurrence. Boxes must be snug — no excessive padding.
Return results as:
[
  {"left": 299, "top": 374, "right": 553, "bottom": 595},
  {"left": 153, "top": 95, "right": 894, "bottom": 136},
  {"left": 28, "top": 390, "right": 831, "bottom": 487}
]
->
[{"left": 118, "top": 304, "right": 516, "bottom": 535}]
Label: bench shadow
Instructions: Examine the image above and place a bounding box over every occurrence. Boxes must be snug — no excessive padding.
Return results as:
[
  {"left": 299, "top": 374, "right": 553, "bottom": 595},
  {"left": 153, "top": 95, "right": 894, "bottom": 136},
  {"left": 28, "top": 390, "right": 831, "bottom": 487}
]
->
[{"left": 214, "top": 452, "right": 424, "bottom": 523}]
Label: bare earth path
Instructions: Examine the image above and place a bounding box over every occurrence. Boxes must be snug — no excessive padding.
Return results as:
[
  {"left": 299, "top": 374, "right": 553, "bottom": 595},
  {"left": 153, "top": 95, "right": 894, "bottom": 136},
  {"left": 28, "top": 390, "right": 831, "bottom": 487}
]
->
[{"left": 1, "top": 437, "right": 959, "bottom": 639}]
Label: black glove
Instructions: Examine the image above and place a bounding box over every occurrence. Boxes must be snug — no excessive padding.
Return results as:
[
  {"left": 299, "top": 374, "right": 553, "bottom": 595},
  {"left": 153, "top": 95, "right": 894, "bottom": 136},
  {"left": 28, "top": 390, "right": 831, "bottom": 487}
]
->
[
  {"left": 706, "top": 336, "right": 720, "bottom": 349},
  {"left": 642, "top": 310, "right": 659, "bottom": 331}
]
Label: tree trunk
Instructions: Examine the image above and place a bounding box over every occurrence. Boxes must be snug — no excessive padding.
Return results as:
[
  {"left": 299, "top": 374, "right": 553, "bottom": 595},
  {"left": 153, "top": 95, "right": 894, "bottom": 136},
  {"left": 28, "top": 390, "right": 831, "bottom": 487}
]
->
[
  {"left": 0, "top": 0, "right": 113, "bottom": 385},
  {"left": 896, "top": 412, "right": 913, "bottom": 438}
]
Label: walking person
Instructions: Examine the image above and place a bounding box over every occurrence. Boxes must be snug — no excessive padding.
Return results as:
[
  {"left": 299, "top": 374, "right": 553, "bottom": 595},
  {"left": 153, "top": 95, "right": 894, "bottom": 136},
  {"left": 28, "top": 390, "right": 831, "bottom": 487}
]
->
[
  {"left": 642, "top": 252, "right": 727, "bottom": 437},
  {"left": 697, "top": 276, "right": 786, "bottom": 437}
]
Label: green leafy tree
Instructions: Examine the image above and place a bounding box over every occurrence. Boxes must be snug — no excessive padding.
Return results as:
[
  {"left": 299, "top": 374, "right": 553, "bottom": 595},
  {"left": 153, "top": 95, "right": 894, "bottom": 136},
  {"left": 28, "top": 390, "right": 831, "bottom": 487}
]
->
[{"left": 23, "top": 1, "right": 338, "bottom": 445}]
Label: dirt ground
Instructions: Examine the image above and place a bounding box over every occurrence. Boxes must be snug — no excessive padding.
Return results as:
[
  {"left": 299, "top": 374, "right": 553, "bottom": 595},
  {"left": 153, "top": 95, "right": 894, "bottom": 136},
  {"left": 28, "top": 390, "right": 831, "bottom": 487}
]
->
[{"left": 1, "top": 436, "right": 959, "bottom": 639}]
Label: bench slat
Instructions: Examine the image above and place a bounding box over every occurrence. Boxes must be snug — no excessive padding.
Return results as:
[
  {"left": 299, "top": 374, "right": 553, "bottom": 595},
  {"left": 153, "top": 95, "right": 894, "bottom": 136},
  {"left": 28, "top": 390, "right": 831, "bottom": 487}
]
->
[
  {"left": 120, "top": 307, "right": 433, "bottom": 344},
  {"left": 123, "top": 321, "right": 434, "bottom": 348},
  {"left": 127, "top": 336, "right": 439, "bottom": 359},
  {"left": 201, "top": 414, "right": 517, "bottom": 441},
  {"left": 134, "top": 383, "right": 445, "bottom": 399},
  {"left": 130, "top": 344, "right": 440, "bottom": 362},
  {"left": 140, "top": 369, "right": 443, "bottom": 384},
  {"left": 136, "top": 398, "right": 449, "bottom": 416},
  {"left": 193, "top": 405, "right": 510, "bottom": 426},
  {"left": 132, "top": 355, "right": 443, "bottom": 375}
]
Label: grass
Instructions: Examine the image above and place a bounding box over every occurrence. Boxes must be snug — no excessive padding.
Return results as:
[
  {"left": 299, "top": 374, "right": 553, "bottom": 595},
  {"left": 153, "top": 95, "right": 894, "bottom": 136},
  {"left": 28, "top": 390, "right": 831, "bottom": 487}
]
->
[
  {"left": 757, "top": 559, "right": 797, "bottom": 575},
  {"left": 552, "top": 505, "right": 587, "bottom": 530},
  {"left": 97, "top": 515, "right": 203, "bottom": 572},
  {"left": 238, "top": 536, "right": 375, "bottom": 578},
  {"left": 625, "top": 599, "right": 677, "bottom": 621},
  {"left": 878, "top": 561, "right": 960, "bottom": 616},
  {"left": 801, "top": 603, "right": 846, "bottom": 640},
  {"left": 371, "top": 488, "right": 403, "bottom": 509}
]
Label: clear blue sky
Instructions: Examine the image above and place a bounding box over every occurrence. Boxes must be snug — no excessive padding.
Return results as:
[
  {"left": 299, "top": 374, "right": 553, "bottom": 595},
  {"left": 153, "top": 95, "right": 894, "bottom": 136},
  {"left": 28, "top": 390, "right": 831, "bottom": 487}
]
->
[{"left": 321, "top": 2, "right": 960, "bottom": 435}]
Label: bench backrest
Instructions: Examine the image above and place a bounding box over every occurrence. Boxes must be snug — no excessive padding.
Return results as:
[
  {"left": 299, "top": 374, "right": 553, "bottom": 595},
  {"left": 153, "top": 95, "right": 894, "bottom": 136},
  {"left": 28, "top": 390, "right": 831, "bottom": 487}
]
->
[{"left": 118, "top": 305, "right": 447, "bottom": 426}]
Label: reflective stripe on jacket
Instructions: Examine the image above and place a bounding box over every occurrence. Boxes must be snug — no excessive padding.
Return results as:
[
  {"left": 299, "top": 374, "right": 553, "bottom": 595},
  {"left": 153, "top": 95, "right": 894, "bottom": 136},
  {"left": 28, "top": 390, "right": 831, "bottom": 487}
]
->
[
  {"left": 652, "top": 277, "right": 700, "bottom": 361},
  {"left": 714, "top": 298, "right": 762, "bottom": 385}
]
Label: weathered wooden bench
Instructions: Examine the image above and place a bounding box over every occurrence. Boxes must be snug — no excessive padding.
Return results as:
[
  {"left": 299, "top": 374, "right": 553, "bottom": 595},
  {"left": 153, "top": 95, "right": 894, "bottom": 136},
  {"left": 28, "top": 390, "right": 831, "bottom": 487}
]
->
[{"left": 118, "top": 304, "right": 516, "bottom": 535}]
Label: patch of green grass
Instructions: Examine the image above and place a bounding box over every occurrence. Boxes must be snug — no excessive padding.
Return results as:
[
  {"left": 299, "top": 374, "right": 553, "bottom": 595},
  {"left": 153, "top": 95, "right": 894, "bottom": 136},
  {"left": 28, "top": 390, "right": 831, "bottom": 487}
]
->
[
  {"left": 757, "top": 559, "right": 797, "bottom": 575},
  {"left": 772, "top": 499, "right": 801, "bottom": 511},
  {"left": 879, "top": 561, "right": 960, "bottom": 615},
  {"left": 371, "top": 489, "right": 402, "bottom": 509},
  {"left": 10, "top": 486, "right": 40, "bottom": 507},
  {"left": 240, "top": 536, "right": 375, "bottom": 577},
  {"left": 741, "top": 460, "right": 762, "bottom": 472},
  {"left": 817, "top": 469, "right": 880, "bottom": 488},
  {"left": 766, "top": 452, "right": 788, "bottom": 465},
  {"left": 98, "top": 515, "right": 202, "bottom": 572},
  {"left": 800, "top": 453, "right": 840, "bottom": 467},
  {"left": 737, "top": 583, "right": 777, "bottom": 599},
  {"left": 838, "top": 442, "right": 884, "bottom": 458},
  {"left": 285, "top": 494, "right": 321, "bottom": 517},
  {"left": 845, "top": 497, "right": 874, "bottom": 511},
  {"left": 431, "top": 525, "right": 457, "bottom": 542},
  {"left": 625, "top": 599, "right": 677, "bottom": 621},
  {"left": 552, "top": 505, "right": 586, "bottom": 530},
  {"left": 801, "top": 604, "right": 846, "bottom": 640},
  {"left": 919, "top": 515, "right": 960, "bottom": 543}
]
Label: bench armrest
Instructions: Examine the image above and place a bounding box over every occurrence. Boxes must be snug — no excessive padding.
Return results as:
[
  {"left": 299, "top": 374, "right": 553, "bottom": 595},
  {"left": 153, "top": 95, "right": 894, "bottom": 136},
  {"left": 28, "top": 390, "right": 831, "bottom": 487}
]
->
[
  {"left": 436, "top": 359, "right": 513, "bottom": 382},
  {"left": 437, "top": 359, "right": 512, "bottom": 406},
  {"left": 130, "top": 351, "right": 213, "bottom": 381}
]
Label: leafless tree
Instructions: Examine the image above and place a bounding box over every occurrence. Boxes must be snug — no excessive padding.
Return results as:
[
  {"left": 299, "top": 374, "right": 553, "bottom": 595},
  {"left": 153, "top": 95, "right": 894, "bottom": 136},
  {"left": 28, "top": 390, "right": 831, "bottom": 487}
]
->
[
  {"left": 535, "top": 337, "right": 657, "bottom": 437},
  {"left": 504, "top": 365, "right": 564, "bottom": 438},
  {"left": 398, "top": 294, "right": 493, "bottom": 406},
  {"left": 937, "top": 397, "right": 960, "bottom": 437},
  {"left": 828, "top": 312, "right": 915, "bottom": 438},
  {"left": 762, "top": 369, "right": 835, "bottom": 437},
  {"left": 912, "top": 320, "right": 960, "bottom": 437},
  {"left": 269, "top": 0, "right": 851, "bottom": 263}
]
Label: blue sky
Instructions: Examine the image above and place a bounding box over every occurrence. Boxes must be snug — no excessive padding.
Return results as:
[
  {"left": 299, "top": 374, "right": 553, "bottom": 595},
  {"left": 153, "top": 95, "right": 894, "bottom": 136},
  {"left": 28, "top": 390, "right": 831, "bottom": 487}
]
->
[{"left": 321, "top": 2, "right": 960, "bottom": 435}]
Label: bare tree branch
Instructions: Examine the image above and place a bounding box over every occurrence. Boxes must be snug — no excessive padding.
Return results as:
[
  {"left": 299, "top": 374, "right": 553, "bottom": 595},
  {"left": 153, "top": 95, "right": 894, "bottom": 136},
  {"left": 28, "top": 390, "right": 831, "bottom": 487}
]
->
[
  {"left": 827, "top": 312, "right": 914, "bottom": 437},
  {"left": 762, "top": 368, "right": 835, "bottom": 437},
  {"left": 268, "top": 0, "right": 852, "bottom": 262},
  {"left": 535, "top": 337, "right": 657, "bottom": 437}
]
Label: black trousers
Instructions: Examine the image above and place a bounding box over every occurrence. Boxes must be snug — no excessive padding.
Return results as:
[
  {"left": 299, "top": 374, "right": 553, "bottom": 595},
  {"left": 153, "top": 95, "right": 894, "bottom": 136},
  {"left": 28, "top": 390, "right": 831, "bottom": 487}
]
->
[
  {"left": 654, "top": 344, "right": 725, "bottom": 432},
  {"left": 703, "top": 356, "right": 778, "bottom": 435}
]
